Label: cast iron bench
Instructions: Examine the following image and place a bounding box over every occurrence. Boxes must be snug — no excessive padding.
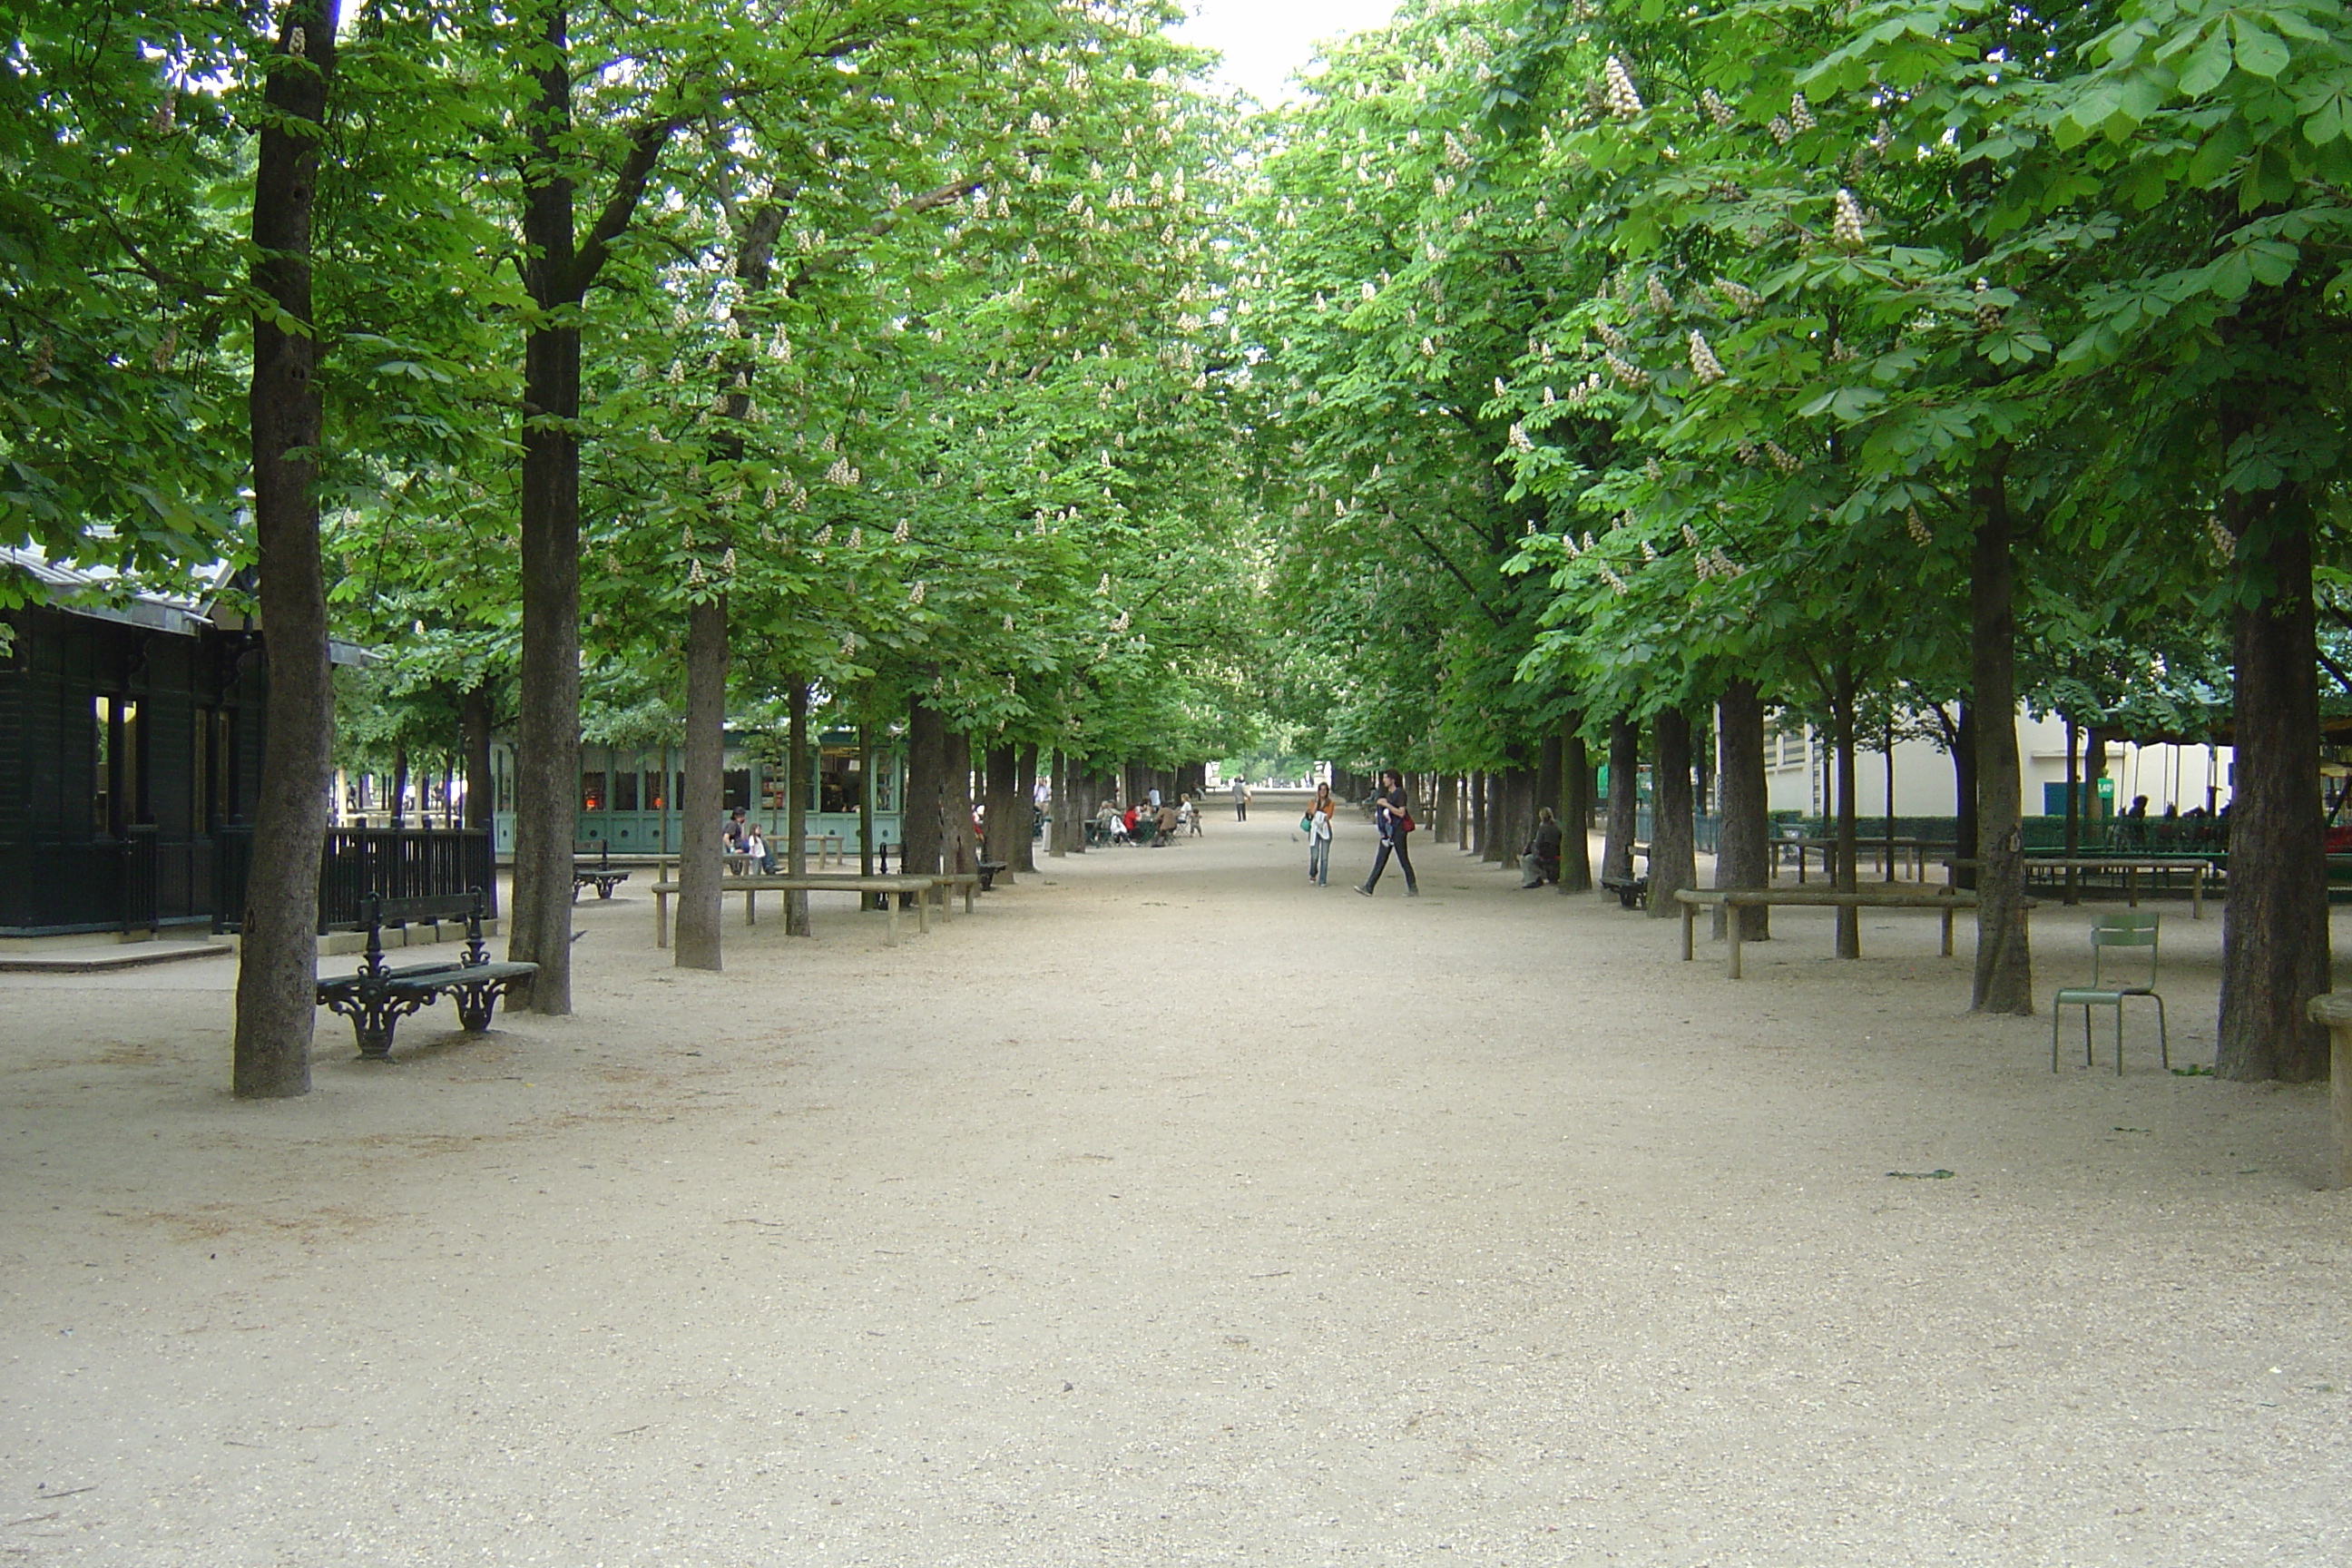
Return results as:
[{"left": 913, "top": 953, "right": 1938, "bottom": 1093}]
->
[
  {"left": 976, "top": 859, "right": 1010, "bottom": 890},
  {"left": 315, "top": 890, "right": 538, "bottom": 1059},
  {"left": 1600, "top": 874, "right": 1650, "bottom": 909},
  {"left": 573, "top": 840, "right": 632, "bottom": 900}
]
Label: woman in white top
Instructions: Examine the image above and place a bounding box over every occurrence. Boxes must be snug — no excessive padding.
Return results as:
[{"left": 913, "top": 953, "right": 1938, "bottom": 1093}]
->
[{"left": 1306, "top": 782, "right": 1336, "bottom": 886}]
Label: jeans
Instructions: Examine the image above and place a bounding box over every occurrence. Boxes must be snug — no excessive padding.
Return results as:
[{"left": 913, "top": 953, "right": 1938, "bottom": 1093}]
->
[
  {"left": 1308, "top": 838, "right": 1329, "bottom": 884},
  {"left": 1363, "top": 833, "right": 1416, "bottom": 894}
]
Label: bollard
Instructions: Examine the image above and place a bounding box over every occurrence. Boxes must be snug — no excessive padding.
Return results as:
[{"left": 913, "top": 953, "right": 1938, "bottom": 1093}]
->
[{"left": 2306, "top": 994, "right": 2352, "bottom": 1189}]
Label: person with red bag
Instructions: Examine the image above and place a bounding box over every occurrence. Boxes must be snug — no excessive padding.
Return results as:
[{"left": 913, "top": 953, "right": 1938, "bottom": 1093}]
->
[{"left": 1356, "top": 769, "right": 1419, "bottom": 897}]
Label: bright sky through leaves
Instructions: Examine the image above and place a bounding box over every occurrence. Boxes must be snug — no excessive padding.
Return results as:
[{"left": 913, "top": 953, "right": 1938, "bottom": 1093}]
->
[{"left": 1171, "top": 0, "right": 1403, "bottom": 104}]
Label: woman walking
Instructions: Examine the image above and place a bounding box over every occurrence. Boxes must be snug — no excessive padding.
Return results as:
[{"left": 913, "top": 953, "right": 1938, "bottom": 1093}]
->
[
  {"left": 1305, "top": 781, "right": 1336, "bottom": 885},
  {"left": 1356, "top": 769, "right": 1418, "bottom": 897}
]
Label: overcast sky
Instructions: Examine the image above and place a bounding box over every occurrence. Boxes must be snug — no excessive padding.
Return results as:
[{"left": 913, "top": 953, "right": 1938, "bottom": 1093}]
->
[{"left": 1169, "top": 0, "right": 1404, "bottom": 105}]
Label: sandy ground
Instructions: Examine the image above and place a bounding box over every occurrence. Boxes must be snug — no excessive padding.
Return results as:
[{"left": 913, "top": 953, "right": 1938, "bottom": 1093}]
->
[{"left": 4, "top": 805, "right": 2349, "bottom": 1566}]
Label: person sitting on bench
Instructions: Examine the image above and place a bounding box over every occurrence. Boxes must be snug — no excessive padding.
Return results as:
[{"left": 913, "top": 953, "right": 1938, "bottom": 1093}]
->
[{"left": 1520, "top": 808, "right": 1563, "bottom": 888}]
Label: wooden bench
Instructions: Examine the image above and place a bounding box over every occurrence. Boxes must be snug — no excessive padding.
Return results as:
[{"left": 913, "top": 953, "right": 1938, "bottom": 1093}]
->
[
  {"left": 1949, "top": 855, "right": 2210, "bottom": 919},
  {"left": 1673, "top": 886, "right": 2024, "bottom": 978},
  {"left": 573, "top": 840, "right": 631, "bottom": 900},
  {"left": 315, "top": 890, "right": 538, "bottom": 1059},
  {"left": 936, "top": 871, "right": 981, "bottom": 914},
  {"left": 651, "top": 874, "right": 947, "bottom": 949},
  {"left": 1600, "top": 874, "right": 1650, "bottom": 909}
]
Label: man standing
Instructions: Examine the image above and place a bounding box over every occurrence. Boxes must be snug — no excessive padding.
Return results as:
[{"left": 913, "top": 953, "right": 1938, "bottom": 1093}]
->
[
  {"left": 1357, "top": 769, "right": 1418, "bottom": 897},
  {"left": 1231, "top": 776, "right": 1250, "bottom": 821}
]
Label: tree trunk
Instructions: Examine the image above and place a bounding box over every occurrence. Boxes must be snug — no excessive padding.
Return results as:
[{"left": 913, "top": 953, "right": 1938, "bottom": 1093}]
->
[
  {"left": 2063, "top": 714, "right": 2081, "bottom": 906},
  {"left": 1534, "top": 737, "right": 1562, "bottom": 869},
  {"left": 232, "top": 0, "right": 340, "bottom": 1100},
  {"left": 1952, "top": 702, "right": 1978, "bottom": 892},
  {"left": 1468, "top": 769, "right": 1486, "bottom": 856},
  {"left": 1559, "top": 725, "right": 1592, "bottom": 894},
  {"left": 2219, "top": 495, "right": 2330, "bottom": 1081},
  {"left": 1603, "top": 716, "right": 1638, "bottom": 885},
  {"left": 1969, "top": 458, "right": 2033, "bottom": 1014},
  {"left": 984, "top": 743, "right": 1019, "bottom": 882},
  {"left": 2086, "top": 728, "right": 2110, "bottom": 845},
  {"left": 509, "top": 1, "right": 583, "bottom": 1012},
  {"left": 786, "top": 679, "right": 809, "bottom": 936},
  {"left": 1713, "top": 681, "right": 1769, "bottom": 941},
  {"left": 1492, "top": 769, "right": 1517, "bottom": 867},
  {"left": 1048, "top": 750, "right": 1071, "bottom": 857},
  {"left": 1832, "top": 662, "right": 1859, "bottom": 956},
  {"left": 673, "top": 593, "right": 727, "bottom": 971},
  {"left": 460, "top": 683, "right": 493, "bottom": 833},
  {"left": 945, "top": 733, "right": 976, "bottom": 874},
  {"left": 1650, "top": 710, "right": 1696, "bottom": 918},
  {"left": 902, "top": 698, "right": 944, "bottom": 877},
  {"left": 1014, "top": 744, "right": 1039, "bottom": 873},
  {"left": 857, "top": 723, "right": 877, "bottom": 898}
]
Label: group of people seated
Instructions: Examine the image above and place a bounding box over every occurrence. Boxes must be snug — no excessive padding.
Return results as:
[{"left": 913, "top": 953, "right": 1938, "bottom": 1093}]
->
[
  {"left": 1091, "top": 792, "right": 1197, "bottom": 846},
  {"left": 722, "top": 808, "right": 777, "bottom": 873}
]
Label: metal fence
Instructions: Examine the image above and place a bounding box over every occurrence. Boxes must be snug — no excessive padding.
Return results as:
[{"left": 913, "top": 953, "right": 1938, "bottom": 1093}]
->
[{"left": 211, "top": 825, "right": 495, "bottom": 933}]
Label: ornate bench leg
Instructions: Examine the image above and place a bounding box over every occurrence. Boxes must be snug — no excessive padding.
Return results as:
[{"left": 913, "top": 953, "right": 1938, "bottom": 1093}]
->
[
  {"left": 453, "top": 980, "right": 501, "bottom": 1033},
  {"left": 356, "top": 1012, "right": 395, "bottom": 1061}
]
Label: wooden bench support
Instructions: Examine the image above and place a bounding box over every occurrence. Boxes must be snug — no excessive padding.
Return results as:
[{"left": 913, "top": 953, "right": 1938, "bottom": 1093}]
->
[
  {"left": 652, "top": 874, "right": 947, "bottom": 949},
  {"left": 1675, "top": 887, "right": 2013, "bottom": 979}
]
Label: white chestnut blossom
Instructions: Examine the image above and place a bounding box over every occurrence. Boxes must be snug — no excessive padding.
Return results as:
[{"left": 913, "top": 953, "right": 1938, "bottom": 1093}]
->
[
  {"left": 1687, "top": 330, "right": 1725, "bottom": 383},
  {"left": 1832, "top": 189, "right": 1867, "bottom": 249},
  {"left": 1602, "top": 56, "right": 1643, "bottom": 118}
]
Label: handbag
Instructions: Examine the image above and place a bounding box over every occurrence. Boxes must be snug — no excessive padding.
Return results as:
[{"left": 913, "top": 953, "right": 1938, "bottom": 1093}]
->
[
  {"left": 1299, "top": 812, "right": 1315, "bottom": 833},
  {"left": 1397, "top": 812, "right": 1416, "bottom": 833}
]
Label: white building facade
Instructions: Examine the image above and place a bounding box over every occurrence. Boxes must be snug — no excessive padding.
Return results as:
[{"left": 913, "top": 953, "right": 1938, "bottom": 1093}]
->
[{"left": 1759, "top": 708, "right": 2230, "bottom": 820}]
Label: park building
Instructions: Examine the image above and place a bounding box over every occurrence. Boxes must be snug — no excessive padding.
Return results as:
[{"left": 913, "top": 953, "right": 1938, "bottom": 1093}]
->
[
  {"left": 0, "top": 548, "right": 368, "bottom": 940},
  {"left": 482, "top": 729, "right": 907, "bottom": 863}
]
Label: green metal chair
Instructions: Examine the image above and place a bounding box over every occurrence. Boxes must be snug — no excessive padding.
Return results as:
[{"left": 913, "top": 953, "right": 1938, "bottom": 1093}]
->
[{"left": 2052, "top": 912, "right": 2167, "bottom": 1074}]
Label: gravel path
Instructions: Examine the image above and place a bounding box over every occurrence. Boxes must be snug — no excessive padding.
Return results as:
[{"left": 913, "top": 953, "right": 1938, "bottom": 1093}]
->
[{"left": 4, "top": 808, "right": 2348, "bottom": 1565}]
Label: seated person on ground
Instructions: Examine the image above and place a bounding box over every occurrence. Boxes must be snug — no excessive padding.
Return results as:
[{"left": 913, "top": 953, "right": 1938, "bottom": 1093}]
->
[{"left": 1521, "top": 808, "right": 1563, "bottom": 887}]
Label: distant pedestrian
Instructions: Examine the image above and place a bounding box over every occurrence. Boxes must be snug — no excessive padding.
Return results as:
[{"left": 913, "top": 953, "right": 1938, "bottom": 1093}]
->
[
  {"left": 1305, "top": 781, "right": 1335, "bottom": 886},
  {"left": 1231, "top": 776, "right": 1250, "bottom": 820},
  {"left": 1357, "top": 769, "right": 1418, "bottom": 897}
]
